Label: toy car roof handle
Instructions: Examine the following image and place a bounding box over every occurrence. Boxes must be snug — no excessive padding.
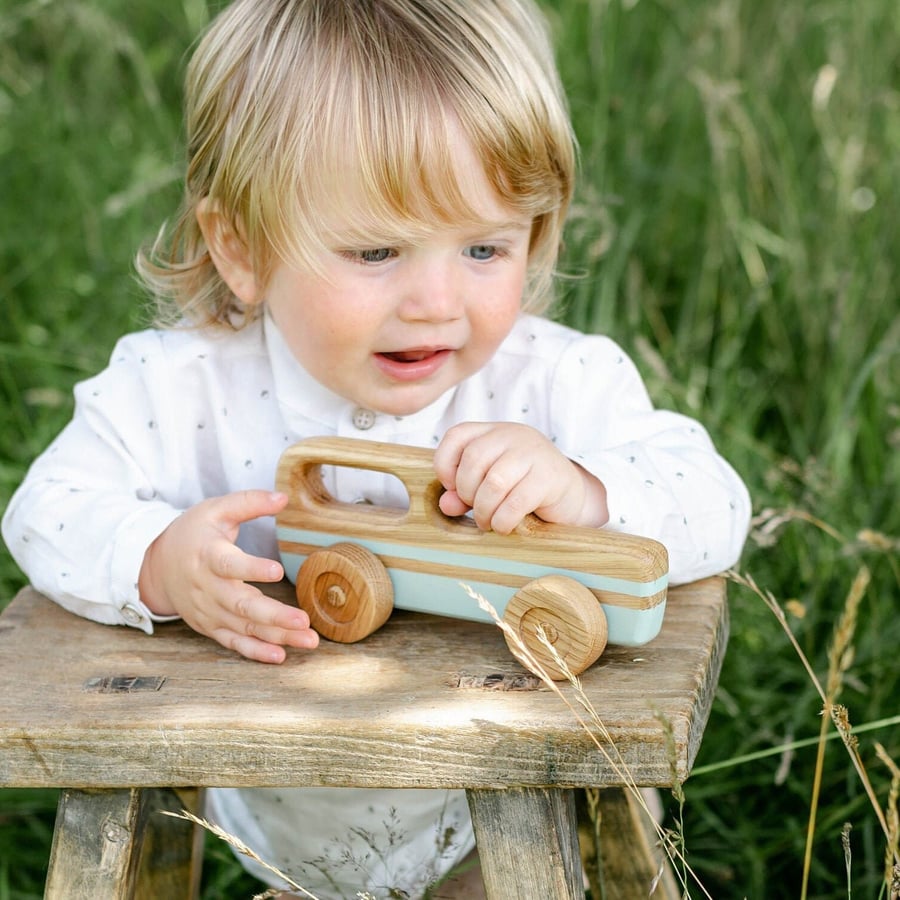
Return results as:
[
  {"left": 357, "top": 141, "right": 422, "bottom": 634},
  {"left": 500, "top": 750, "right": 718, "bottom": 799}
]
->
[{"left": 276, "top": 435, "right": 546, "bottom": 534}]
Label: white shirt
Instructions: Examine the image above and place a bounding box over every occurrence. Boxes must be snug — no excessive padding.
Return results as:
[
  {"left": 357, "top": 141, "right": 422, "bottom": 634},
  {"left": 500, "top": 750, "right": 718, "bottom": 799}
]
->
[{"left": 2, "top": 312, "right": 750, "bottom": 897}]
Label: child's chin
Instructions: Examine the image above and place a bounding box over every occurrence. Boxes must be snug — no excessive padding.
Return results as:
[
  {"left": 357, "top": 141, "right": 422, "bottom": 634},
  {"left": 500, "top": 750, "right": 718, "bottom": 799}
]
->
[{"left": 367, "top": 389, "right": 443, "bottom": 419}]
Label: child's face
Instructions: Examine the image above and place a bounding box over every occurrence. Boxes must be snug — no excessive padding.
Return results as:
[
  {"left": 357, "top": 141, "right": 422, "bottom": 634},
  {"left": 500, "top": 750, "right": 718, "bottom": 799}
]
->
[{"left": 263, "top": 153, "right": 531, "bottom": 417}]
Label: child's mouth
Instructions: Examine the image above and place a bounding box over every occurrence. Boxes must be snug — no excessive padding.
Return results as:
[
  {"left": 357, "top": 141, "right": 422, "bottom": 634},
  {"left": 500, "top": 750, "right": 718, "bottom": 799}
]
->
[
  {"left": 374, "top": 347, "right": 452, "bottom": 381},
  {"left": 381, "top": 349, "right": 439, "bottom": 363}
]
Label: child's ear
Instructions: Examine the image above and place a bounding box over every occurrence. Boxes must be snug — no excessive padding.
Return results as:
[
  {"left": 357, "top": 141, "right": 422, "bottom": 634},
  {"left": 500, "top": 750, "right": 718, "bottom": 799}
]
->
[{"left": 196, "top": 198, "right": 260, "bottom": 305}]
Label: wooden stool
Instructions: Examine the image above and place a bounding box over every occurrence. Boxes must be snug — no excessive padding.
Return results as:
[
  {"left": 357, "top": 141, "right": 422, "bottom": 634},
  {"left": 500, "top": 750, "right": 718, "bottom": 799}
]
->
[{"left": 0, "top": 578, "right": 728, "bottom": 899}]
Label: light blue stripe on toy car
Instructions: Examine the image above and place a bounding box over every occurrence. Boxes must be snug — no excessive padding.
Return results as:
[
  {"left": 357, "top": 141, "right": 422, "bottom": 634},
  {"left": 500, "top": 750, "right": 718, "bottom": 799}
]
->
[{"left": 277, "top": 526, "right": 668, "bottom": 598}]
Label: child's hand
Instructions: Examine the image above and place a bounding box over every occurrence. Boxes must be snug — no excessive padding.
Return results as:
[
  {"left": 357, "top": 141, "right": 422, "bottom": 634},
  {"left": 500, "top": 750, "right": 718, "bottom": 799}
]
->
[
  {"left": 433, "top": 422, "right": 609, "bottom": 534},
  {"left": 138, "top": 490, "right": 319, "bottom": 664}
]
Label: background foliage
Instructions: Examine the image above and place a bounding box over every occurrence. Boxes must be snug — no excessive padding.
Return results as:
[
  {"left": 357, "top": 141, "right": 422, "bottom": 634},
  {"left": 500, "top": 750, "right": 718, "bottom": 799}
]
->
[{"left": 1, "top": 0, "right": 897, "bottom": 896}]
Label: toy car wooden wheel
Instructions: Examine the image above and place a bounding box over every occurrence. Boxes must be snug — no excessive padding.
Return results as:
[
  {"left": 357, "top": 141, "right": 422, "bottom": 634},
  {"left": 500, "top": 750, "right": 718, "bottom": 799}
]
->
[
  {"left": 503, "top": 575, "right": 608, "bottom": 680},
  {"left": 294, "top": 543, "right": 394, "bottom": 643}
]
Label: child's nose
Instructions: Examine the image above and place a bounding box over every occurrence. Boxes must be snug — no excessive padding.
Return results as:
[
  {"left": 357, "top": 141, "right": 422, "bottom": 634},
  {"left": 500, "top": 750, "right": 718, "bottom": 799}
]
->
[{"left": 398, "top": 261, "right": 464, "bottom": 323}]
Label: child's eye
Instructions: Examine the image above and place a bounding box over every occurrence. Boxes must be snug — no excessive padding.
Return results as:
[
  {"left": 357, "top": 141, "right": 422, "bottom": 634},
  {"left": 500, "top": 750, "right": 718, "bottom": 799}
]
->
[
  {"left": 464, "top": 244, "right": 498, "bottom": 262},
  {"left": 342, "top": 248, "right": 396, "bottom": 264}
]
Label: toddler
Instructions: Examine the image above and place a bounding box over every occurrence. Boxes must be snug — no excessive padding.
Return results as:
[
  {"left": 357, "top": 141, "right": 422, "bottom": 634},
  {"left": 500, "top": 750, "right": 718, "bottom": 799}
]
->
[{"left": 2, "top": 0, "right": 751, "bottom": 896}]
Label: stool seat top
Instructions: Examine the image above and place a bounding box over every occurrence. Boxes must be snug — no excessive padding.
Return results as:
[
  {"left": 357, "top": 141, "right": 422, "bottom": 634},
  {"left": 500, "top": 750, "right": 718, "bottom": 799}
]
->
[{"left": 0, "top": 578, "right": 727, "bottom": 790}]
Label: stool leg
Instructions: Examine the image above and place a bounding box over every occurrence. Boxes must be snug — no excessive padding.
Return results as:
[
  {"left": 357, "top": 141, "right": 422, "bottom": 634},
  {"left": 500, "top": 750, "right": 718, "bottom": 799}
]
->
[
  {"left": 592, "top": 787, "right": 680, "bottom": 900},
  {"left": 45, "top": 787, "right": 202, "bottom": 900},
  {"left": 467, "top": 787, "right": 582, "bottom": 900},
  {"left": 137, "top": 787, "right": 205, "bottom": 900}
]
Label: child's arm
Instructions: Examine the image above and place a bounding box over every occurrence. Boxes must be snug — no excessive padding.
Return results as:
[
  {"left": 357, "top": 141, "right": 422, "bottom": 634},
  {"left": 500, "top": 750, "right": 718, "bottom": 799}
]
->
[
  {"left": 1, "top": 328, "right": 317, "bottom": 663},
  {"left": 436, "top": 415, "right": 749, "bottom": 584},
  {"left": 138, "top": 491, "right": 318, "bottom": 664},
  {"left": 434, "top": 330, "right": 751, "bottom": 584}
]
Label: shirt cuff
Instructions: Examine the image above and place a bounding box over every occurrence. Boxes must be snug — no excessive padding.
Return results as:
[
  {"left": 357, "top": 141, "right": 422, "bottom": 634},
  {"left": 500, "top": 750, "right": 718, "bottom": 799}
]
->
[{"left": 110, "top": 504, "right": 184, "bottom": 633}]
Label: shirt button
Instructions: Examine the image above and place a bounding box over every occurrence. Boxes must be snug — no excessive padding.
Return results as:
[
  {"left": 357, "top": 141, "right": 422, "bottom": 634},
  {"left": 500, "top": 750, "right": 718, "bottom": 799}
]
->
[
  {"left": 121, "top": 605, "right": 145, "bottom": 626},
  {"left": 351, "top": 407, "right": 376, "bottom": 430}
]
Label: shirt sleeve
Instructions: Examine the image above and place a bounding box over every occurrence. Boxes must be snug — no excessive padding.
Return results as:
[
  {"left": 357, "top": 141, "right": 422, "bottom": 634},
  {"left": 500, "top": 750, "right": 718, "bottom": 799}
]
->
[
  {"left": 550, "top": 334, "right": 752, "bottom": 584},
  {"left": 2, "top": 334, "right": 184, "bottom": 632}
]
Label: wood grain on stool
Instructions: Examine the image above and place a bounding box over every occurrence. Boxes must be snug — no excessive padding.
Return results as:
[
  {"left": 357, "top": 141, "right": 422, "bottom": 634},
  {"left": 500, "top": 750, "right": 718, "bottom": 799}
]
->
[{"left": 0, "top": 577, "right": 728, "bottom": 900}]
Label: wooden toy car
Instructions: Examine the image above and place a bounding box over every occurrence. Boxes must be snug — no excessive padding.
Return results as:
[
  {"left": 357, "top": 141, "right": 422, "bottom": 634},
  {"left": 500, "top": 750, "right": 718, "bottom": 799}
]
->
[{"left": 275, "top": 437, "right": 668, "bottom": 679}]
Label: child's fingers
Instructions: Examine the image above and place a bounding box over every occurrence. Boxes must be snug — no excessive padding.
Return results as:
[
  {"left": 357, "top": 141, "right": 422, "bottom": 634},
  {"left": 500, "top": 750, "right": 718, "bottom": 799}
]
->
[
  {"left": 442, "top": 436, "right": 533, "bottom": 530},
  {"left": 481, "top": 475, "right": 555, "bottom": 534},
  {"left": 436, "top": 423, "right": 590, "bottom": 532},
  {"left": 206, "top": 542, "right": 284, "bottom": 583},
  {"left": 438, "top": 484, "right": 520, "bottom": 531},
  {"left": 477, "top": 488, "right": 526, "bottom": 534},
  {"left": 240, "top": 618, "right": 319, "bottom": 650},
  {"left": 210, "top": 489, "right": 289, "bottom": 531},
  {"left": 441, "top": 433, "right": 513, "bottom": 508},
  {"left": 208, "top": 588, "right": 319, "bottom": 663},
  {"left": 228, "top": 587, "right": 313, "bottom": 633},
  {"left": 465, "top": 453, "right": 533, "bottom": 524},
  {"left": 433, "top": 422, "right": 496, "bottom": 490},
  {"left": 437, "top": 489, "right": 471, "bottom": 518},
  {"left": 435, "top": 423, "right": 537, "bottom": 529},
  {"left": 213, "top": 622, "right": 319, "bottom": 663},
  {"left": 211, "top": 630, "right": 290, "bottom": 665}
]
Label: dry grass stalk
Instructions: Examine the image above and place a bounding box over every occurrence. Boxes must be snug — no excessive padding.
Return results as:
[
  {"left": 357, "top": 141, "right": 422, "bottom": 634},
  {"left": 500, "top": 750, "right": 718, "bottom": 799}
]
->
[
  {"left": 855, "top": 528, "right": 900, "bottom": 553},
  {"left": 159, "top": 810, "right": 320, "bottom": 900},
  {"left": 829, "top": 705, "right": 900, "bottom": 888},
  {"left": 751, "top": 506, "right": 847, "bottom": 547},
  {"left": 161, "top": 809, "right": 385, "bottom": 900},
  {"left": 728, "top": 566, "right": 900, "bottom": 895},
  {"left": 800, "top": 565, "right": 869, "bottom": 900},
  {"left": 653, "top": 708, "right": 688, "bottom": 892},
  {"left": 875, "top": 742, "right": 900, "bottom": 898},
  {"left": 460, "top": 582, "right": 712, "bottom": 899},
  {"left": 841, "top": 822, "right": 852, "bottom": 899},
  {"left": 580, "top": 787, "right": 604, "bottom": 899},
  {"left": 726, "top": 569, "right": 827, "bottom": 699}
]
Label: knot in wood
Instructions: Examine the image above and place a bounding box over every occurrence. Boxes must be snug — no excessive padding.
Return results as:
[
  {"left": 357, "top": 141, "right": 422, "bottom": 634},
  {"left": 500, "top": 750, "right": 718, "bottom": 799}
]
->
[{"left": 103, "top": 820, "right": 129, "bottom": 843}]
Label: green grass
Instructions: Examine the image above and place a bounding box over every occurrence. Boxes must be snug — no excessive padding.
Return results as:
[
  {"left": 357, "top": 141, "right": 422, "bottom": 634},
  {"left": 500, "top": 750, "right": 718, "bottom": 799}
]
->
[{"left": 1, "top": 0, "right": 898, "bottom": 897}]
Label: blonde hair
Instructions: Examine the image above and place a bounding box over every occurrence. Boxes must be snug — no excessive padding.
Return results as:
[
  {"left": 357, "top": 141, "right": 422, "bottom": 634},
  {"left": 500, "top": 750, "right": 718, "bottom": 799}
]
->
[{"left": 139, "top": 0, "right": 576, "bottom": 327}]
